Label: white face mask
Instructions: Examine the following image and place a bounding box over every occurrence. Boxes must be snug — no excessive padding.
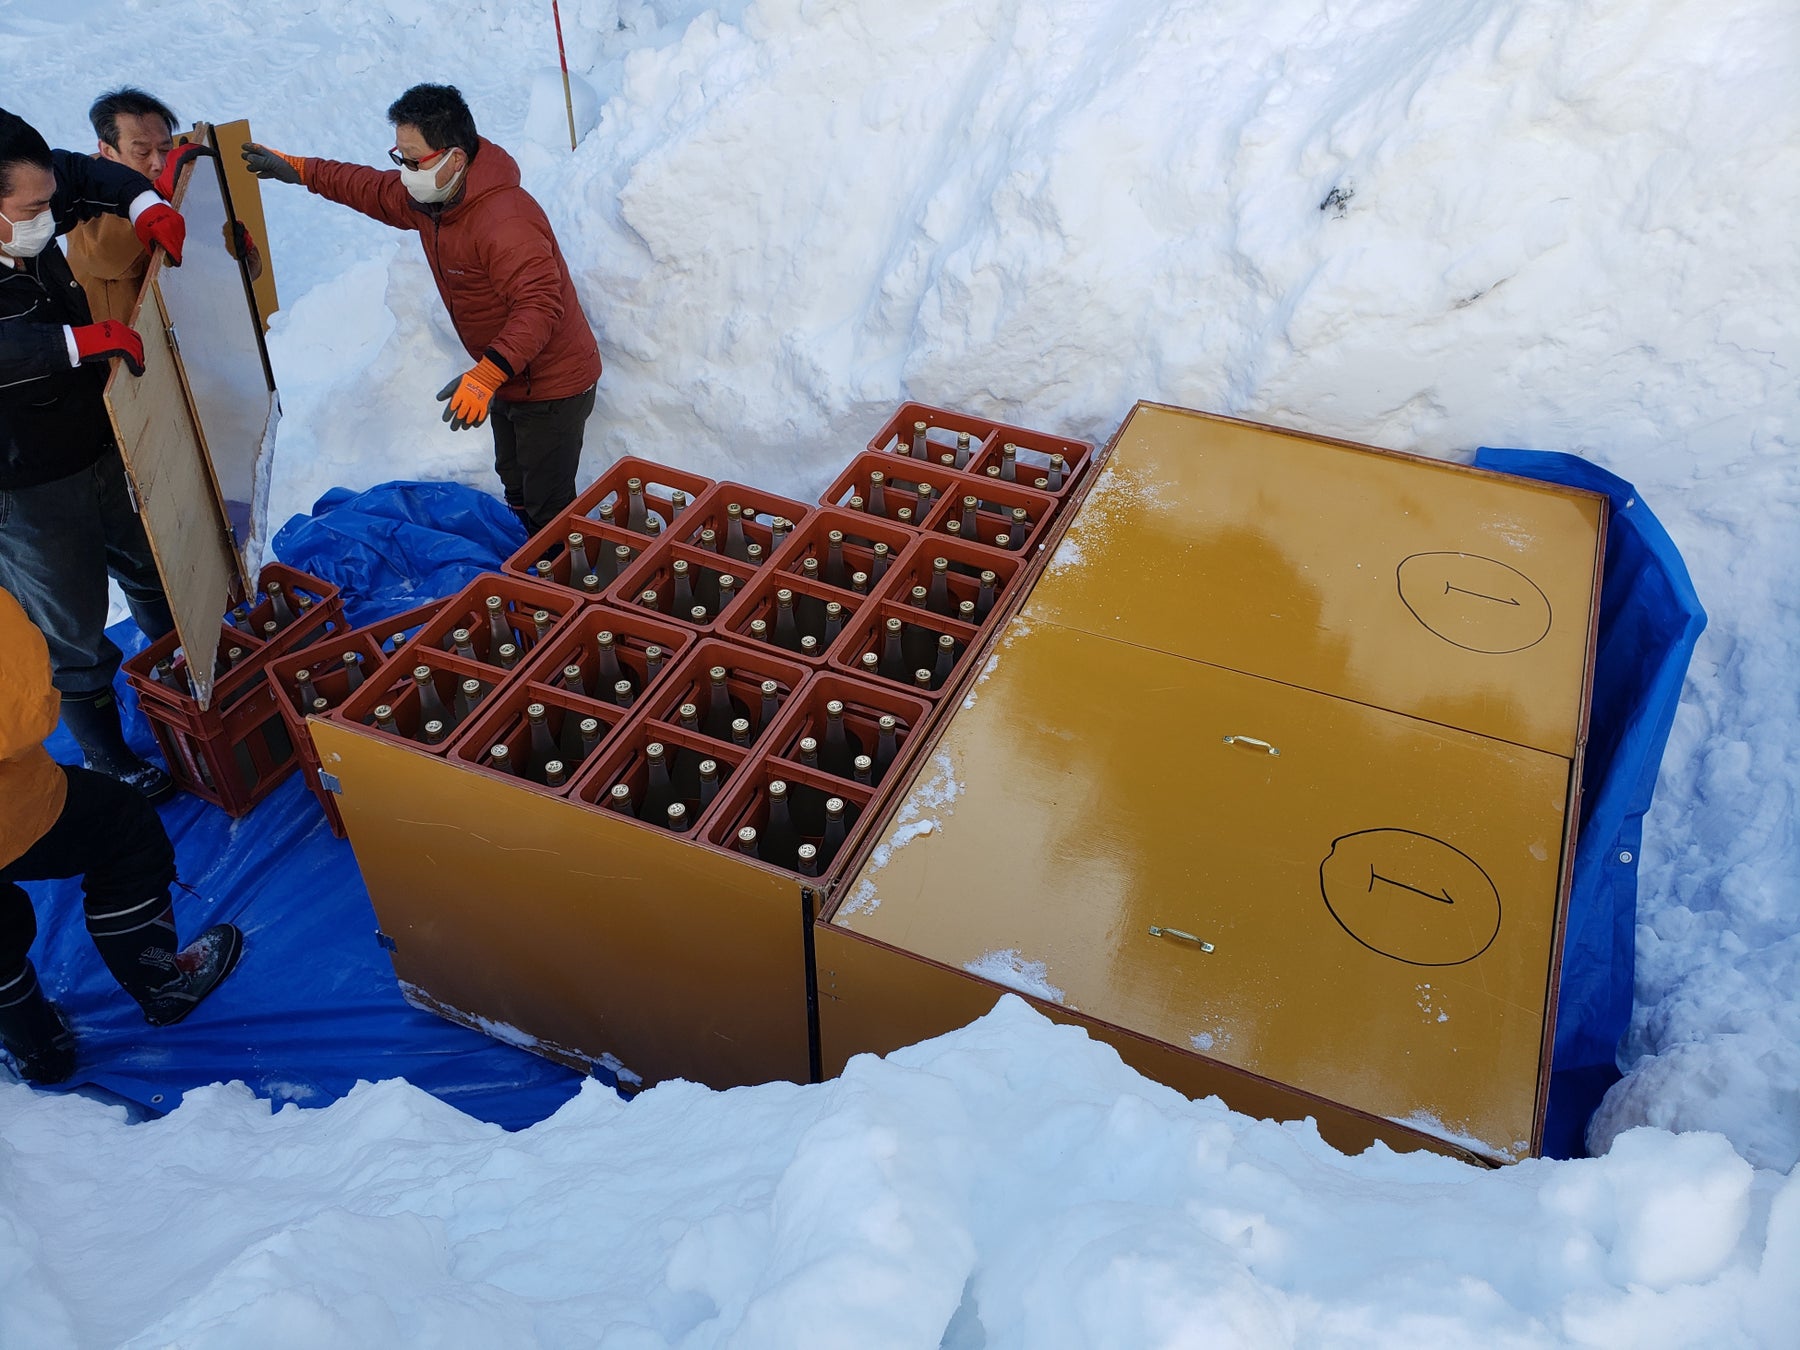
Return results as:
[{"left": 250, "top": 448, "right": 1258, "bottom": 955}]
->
[
  {"left": 0, "top": 207, "right": 56, "bottom": 258},
  {"left": 400, "top": 150, "right": 465, "bottom": 205}
]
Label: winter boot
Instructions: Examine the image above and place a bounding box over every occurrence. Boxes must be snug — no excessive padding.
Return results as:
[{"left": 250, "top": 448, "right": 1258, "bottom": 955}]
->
[
  {"left": 0, "top": 961, "right": 77, "bottom": 1085},
  {"left": 58, "top": 688, "right": 175, "bottom": 804},
  {"left": 86, "top": 893, "right": 244, "bottom": 1026}
]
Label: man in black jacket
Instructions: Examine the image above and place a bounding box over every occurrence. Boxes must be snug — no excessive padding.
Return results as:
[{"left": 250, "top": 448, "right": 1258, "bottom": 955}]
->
[{"left": 0, "top": 107, "right": 190, "bottom": 802}]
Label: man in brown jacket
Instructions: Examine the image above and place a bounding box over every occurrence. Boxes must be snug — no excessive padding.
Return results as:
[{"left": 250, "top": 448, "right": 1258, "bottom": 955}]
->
[
  {"left": 243, "top": 84, "right": 601, "bottom": 534},
  {"left": 67, "top": 88, "right": 262, "bottom": 324},
  {"left": 0, "top": 588, "right": 243, "bottom": 1085}
]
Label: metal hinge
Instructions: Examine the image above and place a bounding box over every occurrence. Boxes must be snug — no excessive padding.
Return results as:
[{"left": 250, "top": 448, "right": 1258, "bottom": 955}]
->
[
  {"left": 320, "top": 771, "right": 342, "bottom": 794},
  {"left": 376, "top": 931, "right": 397, "bottom": 953}
]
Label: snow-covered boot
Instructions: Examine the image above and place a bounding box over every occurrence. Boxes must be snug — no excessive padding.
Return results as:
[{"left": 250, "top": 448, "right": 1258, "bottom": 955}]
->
[
  {"left": 0, "top": 961, "right": 76, "bottom": 1085},
  {"left": 58, "top": 689, "right": 175, "bottom": 804},
  {"left": 86, "top": 894, "right": 244, "bottom": 1026}
]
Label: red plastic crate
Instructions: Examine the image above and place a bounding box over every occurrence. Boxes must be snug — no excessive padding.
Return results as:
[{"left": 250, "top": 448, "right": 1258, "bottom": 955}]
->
[
  {"left": 760, "top": 672, "right": 932, "bottom": 792},
  {"left": 330, "top": 648, "right": 503, "bottom": 757},
  {"left": 868, "top": 531, "right": 1026, "bottom": 631},
  {"left": 400, "top": 573, "right": 577, "bottom": 675},
  {"left": 512, "top": 603, "right": 695, "bottom": 718},
  {"left": 138, "top": 678, "right": 297, "bottom": 816},
  {"left": 712, "top": 564, "right": 868, "bottom": 665},
  {"left": 920, "top": 474, "right": 1058, "bottom": 555},
  {"left": 644, "top": 636, "right": 812, "bottom": 753},
  {"left": 830, "top": 597, "right": 981, "bottom": 700},
  {"left": 505, "top": 509, "right": 658, "bottom": 596},
  {"left": 607, "top": 532, "right": 760, "bottom": 634},
  {"left": 568, "top": 455, "right": 715, "bottom": 533},
  {"left": 816, "top": 452, "right": 969, "bottom": 532},
  {"left": 124, "top": 562, "right": 345, "bottom": 722},
  {"left": 449, "top": 676, "right": 630, "bottom": 797},
  {"left": 569, "top": 713, "right": 752, "bottom": 838},
  {"left": 867, "top": 401, "right": 1095, "bottom": 502},
  {"left": 763, "top": 505, "right": 916, "bottom": 599},
  {"left": 703, "top": 753, "right": 874, "bottom": 879}
]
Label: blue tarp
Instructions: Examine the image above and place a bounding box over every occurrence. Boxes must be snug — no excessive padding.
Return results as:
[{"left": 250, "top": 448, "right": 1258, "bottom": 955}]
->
[
  {"left": 1475, "top": 450, "right": 1706, "bottom": 1158},
  {"left": 25, "top": 483, "right": 585, "bottom": 1128},
  {"left": 25, "top": 466, "right": 1704, "bottom": 1155}
]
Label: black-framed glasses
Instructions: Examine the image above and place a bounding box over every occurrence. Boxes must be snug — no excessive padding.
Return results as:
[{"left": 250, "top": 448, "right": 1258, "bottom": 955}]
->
[{"left": 388, "top": 145, "right": 452, "bottom": 172}]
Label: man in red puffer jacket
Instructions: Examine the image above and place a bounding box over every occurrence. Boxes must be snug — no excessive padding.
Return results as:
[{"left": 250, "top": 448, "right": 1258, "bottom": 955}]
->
[{"left": 242, "top": 84, "right": 602, "bottom": 534}]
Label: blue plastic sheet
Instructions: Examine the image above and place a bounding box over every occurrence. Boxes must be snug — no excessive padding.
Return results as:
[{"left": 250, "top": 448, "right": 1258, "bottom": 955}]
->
[
  {"left": 24, "top": 484, "right": 581, "bottom": 1128},
  {"left": 1475, "top": 450, "right": 1706, "bottom": 1158}
]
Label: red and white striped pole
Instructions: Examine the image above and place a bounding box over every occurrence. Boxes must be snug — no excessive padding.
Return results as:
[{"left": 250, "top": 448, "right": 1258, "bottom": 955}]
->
[{"left": 553, "top": 1, "right": 577, "bottom": 151}]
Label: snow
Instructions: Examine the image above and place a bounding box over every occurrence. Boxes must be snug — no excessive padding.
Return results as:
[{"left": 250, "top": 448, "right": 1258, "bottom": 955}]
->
[{"left": 5, "top": 0, "right": 1799, "bottom": 1340}]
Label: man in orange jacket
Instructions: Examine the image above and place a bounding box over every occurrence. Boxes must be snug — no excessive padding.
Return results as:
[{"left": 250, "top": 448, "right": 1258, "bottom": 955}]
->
[
  {"left": 243, "top": 84, "right": 601, "bottom": 535},
  {"left": 0, "top": 588, "right": 243, "bottom": 1085}
]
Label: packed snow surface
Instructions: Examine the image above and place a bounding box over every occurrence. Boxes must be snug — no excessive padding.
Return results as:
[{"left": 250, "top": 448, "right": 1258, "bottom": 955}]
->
[{"left": 4, "top": 0, "right": 1797, "bottom": 1342}]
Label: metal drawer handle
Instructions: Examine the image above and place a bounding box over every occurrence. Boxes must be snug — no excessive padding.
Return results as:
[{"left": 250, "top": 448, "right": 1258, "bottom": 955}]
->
[
  {"left": 1221, "top": 734, "right": 1279, "bottom": 756},
  {"left": 1149, "top": 925, "right": 1215, "bottom": 953}
]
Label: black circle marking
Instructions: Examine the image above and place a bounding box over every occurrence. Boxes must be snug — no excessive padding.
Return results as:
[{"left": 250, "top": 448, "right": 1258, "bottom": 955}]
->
[
  {"left": 1396, "top": 552, "right": 1551, "bottom": 654},
  {"left": 1319, "top": 828, "right": 1501, "bottom": 967}
]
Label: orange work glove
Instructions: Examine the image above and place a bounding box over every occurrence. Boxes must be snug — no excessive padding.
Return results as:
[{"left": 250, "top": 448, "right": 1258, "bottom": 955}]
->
[
  {"left": 239, "top": 144, "right": 307, "bottom": 186},
  {"left": 436, "top": 356, "right": 509, "bottom": 431},
  {"left": 132, "top": 203, "right": 186, "bottom": 265}
]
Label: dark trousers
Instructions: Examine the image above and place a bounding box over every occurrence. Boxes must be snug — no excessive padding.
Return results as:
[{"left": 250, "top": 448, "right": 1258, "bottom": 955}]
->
[
  {"left": 490, "top": 384, "right": 596, "bottom": 533},
  {"left": 0, "top": 766, "right": 178, "bottom": 979},
  {"left": 0, "top": 451, "right": 173, "bottom": 696}
]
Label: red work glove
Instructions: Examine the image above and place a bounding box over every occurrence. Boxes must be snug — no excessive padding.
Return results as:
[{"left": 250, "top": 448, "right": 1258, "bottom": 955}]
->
[
  {"left": 153, "top": 140, "right": 216, "bottom": 199},
  {"left": 436, "top": 356, "right": 509, "bottom": 431},
  {"left": 221, "top": 220, "right": 265, "bottom": 280},
  {"left": 133, "top": 203, "right": 186, "bottom": 266},
  {"left": 72, "top": 321, "right": 146, "bottom": 377}
]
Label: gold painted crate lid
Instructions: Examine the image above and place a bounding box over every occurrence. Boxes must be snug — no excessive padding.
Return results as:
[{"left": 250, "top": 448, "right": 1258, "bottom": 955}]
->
[
  {"left": 1024, "top": 403, "right": 1606, "bottom": 757},
  {"left": 831, "top": 404, "right": 1609, "bottom": 1163}
]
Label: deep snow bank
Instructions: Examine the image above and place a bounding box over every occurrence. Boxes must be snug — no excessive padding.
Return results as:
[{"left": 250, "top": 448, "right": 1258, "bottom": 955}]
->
[{"left": 2, "top": 998, "right": 1796, "bottom": 1348}]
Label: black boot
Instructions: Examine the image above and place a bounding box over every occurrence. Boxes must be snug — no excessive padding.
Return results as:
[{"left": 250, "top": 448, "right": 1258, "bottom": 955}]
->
[
  {"left": 58, "top": 688, "right": 175, "bottom": 804},
  {"left": 86, "top": 893, "right": 244, "bottom": 1026},
  {"left": 0, "top": 961, "right": 76, "bottom": 1085}
]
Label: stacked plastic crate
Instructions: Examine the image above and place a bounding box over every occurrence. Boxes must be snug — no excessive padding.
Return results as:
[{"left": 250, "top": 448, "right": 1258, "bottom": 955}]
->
[
  {"left": 314, "top": 405, "right": 1092, "bottom": 888},
  {"left": 122, "top": 562, "right": 346, "bottom": 816}
]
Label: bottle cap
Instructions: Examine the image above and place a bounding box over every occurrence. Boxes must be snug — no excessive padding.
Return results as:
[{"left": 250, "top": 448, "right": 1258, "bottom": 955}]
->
[{"left": 526, "top": 702, "right": 546, "bottom": 719}]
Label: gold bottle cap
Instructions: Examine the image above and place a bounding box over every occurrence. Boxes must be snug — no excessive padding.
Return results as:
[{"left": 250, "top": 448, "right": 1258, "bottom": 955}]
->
[
  {"left": 768, "top": 779, "right": 787, "bottom": 798},
  {"left": 627, "top": 476, "right": 643, "bottom": 492},
  {"left": 579, "top": 717, "right": 600, "bottom": 736},
  {"left": 878, "top": 715, "right": 897, "bottom": 731},
  {"left": 672, "top": 558, "right": 689, "bottom": 576},
  {"left": 597, "top": 630, "right": 615, "bottom": 647},
  {"left": 727, "top": 501, "right": 743, "bottom": 519},
  {"left": 800, "top": 636, "right": 819, "bottom": 654},
  {"left": 799, "top": 736, "right": 818, "bottom": 755},
  {"left": 732, "top": 717, "right": 751, "bottom": 735},
  {"left": 938, "top": 633, "right": 955, "bottom": 649},
  {"left": 373, "top": 704, "right": 394, "bottom": 720},
  {"left": 526, "top": 702, "right": 546, "bottom": 720},
  {"left": 679, "top": 702, "right": 699, "bottom": 722},
  {"left": 826, "top": 797, "right": 844, "bottom": 815},
  {"left": 825, "top": 699, "right": 844, "bottom": 716},
  {"left": 933, "top": 557, "right": 948, "bottom": 573},
  {"left": 412, "top": 665, "right": 431, "bottom": 682},
  {"left": 760, "top": 679, "right": 779, "bottom": 696},
  {"left": 828, "top": 529, "right": 844, "bottom": 545},
  {"left": 666, "top": 802, "right": 686, "bottom": 824},
  {"left": 609, "top": 783, "right": 631, "bottom": 803},
  {"left": 491, "top": 745, "right": 510, "bottom": 762},
  {"left": 699, "top": 759, "right": 718, "bottom": 777},
  {"left": 465, "top": 677, "right": 484, "bottom": 695},
  {"left": 645, "top": 741, "right": 665, "bottom": 760},
  {"left": 861, "top": 652, "right": 879, "bottom": 670},
  {"left": 484, "top": 595, "right": 503, "bottom": 612},
  {"left": 640, "top": 589, "right": 658, "bottom": 607}
]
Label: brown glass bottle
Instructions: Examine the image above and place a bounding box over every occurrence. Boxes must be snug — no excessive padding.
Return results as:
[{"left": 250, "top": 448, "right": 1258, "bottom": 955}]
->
[
  {"left": 484, "top": 595, "right": 511, "bottom": 658},
  {"left": 724, "top": 503, "right": 752, "bottom": 562},
  {"left": 878, "top": 617, "right": 907, "bottom": 681},
  {"left": 761, "top": 780, "right": 800, "bottom": 869},
  {"left": 526, "top": 703, "right": 558, "bottom": 781},
  {"left": 413, "top": 666, "right": 451, "bottom": 730},
  {"left": 641, "top": 742, "right": 676, "bottom": 822},
  {"left": 824, "top": 531, "right": 847, "bottom": 588},
  {"left": 342, "top": 650, "right": 365, "bottom": 693},
  {"left": 874, "top": 714, "right": 898, "bottom": 781}
]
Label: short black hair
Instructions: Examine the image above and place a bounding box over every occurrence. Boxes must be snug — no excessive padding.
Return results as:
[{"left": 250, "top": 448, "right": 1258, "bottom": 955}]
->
[
  {"left": 0, "top": 107, "right": 54, "bottom": 199},
  {"left": 89, "top": 88, "right": 179, "bottom": 148},
  {"left": 387, "top": 84, "right": 479, "bottom": 158}
]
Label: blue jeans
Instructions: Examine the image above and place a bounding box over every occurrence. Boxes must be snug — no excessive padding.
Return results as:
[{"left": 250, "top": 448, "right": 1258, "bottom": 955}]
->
[{"left": 0, "top": 451, "right": 173, "bottom": 695}]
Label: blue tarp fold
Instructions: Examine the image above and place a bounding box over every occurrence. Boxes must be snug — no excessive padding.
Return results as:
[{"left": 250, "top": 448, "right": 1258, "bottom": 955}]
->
[{"left": 1475, "top": 449, "right": 1706, "bottom": 1158}]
